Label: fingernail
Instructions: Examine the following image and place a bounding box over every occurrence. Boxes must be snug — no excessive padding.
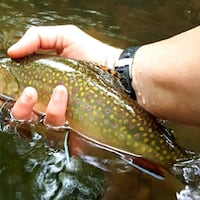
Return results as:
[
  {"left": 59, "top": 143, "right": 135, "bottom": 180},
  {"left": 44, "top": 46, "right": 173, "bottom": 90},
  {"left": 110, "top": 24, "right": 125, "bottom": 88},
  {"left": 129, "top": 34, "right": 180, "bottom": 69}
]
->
[
  {"left": 8, "top": 43, "right": 18, "bottom": 52},
  {"left": 52, "top": 85, "right": 67, "bottom": 102},
  {"left": 20, "top": 87, "right": 37, "bottom": 103},
  {"left": 7, "top": 46, "right": 14, "bottom": 54},
  {"left": 7, "top": 43, "right": 21, "bottom": 57}
]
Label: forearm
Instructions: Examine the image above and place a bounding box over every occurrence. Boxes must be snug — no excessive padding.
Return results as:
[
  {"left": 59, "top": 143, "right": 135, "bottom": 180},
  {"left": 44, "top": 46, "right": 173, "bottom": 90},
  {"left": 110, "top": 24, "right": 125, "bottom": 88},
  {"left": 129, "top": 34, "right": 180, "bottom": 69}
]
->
[{"left": 132, "top": 26, "right": 200, "bottom": 125}]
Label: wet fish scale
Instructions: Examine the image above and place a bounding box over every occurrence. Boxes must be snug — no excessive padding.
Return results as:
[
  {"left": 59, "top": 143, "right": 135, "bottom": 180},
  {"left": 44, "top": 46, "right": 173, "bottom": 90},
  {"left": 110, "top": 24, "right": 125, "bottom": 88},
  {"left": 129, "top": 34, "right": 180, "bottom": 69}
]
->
[{"left": 0, "top": 54, "right": 191, "bottom": 171}]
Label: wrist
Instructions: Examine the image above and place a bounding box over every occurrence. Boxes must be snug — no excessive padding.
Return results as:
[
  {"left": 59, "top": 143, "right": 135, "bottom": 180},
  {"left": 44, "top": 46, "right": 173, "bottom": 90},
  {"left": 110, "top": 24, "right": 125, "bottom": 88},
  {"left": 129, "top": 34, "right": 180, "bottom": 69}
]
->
[
  {"left": 104, "top": 46, "right": 123, "bottom": 69},
  {"left": 131, "top": 45, "right": 159, "bottom": 109},
  {"left": 131, "top": 43, "right": 181, "bottom": 120}
]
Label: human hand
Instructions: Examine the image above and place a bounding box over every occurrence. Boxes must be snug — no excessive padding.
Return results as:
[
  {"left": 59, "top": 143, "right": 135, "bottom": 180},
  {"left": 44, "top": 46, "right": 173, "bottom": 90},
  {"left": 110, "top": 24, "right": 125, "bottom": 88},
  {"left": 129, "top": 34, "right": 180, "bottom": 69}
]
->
[
  {"left": 11, "top": 85, "right": 68, "bottom": 126},
  {"left": 7, "top": 25, "right": 122, "bottom": 69},
  {"left": 7, "top": 25, "right": 121, "bottom": 126}
]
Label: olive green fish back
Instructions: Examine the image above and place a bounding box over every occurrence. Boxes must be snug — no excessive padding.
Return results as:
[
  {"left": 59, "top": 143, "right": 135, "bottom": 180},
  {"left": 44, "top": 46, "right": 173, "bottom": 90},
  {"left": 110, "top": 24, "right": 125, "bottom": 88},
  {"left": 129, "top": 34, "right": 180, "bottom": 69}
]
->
[{"left": 0, "top": 54, "right": 191, "bottom": 170}]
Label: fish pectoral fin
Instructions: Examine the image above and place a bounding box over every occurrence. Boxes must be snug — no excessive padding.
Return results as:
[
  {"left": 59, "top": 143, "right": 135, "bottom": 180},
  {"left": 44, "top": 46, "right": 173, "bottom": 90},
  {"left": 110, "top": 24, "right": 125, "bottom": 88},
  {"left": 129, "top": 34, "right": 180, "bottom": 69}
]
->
[
  {"left": 67, "top": 128, "right": 165, "bottom": 180},
  {"left": 120, "top": 154, "right": 165, "bottom": 180}
]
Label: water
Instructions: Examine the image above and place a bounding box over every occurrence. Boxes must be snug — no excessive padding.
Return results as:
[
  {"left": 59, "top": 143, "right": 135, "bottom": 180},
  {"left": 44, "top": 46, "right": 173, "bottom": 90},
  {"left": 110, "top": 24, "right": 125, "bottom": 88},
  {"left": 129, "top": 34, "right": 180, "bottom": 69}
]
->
[{"left": 0, "top": 0, "right": 200, "bottom": 199}]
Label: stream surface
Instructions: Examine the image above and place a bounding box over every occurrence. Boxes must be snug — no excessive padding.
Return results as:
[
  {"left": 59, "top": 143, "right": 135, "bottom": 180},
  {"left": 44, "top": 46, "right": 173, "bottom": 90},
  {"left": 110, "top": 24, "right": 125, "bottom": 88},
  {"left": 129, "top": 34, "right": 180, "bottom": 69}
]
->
[{"left": 0, "top": 0, "right": 200, "bottom": 199}]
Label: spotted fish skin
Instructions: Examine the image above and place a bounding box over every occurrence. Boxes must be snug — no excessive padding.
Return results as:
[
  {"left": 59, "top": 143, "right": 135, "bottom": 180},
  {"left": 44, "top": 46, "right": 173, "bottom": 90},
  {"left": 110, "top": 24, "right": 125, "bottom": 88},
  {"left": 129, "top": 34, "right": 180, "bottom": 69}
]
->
[{"left": 0, "top": 54, "right": 192, "bottom": 170}]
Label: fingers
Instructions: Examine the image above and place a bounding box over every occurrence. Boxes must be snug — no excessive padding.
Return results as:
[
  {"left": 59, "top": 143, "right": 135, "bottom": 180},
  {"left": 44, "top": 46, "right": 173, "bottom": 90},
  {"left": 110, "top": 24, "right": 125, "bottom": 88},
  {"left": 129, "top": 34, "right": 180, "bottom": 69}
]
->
[
  {"left": 45, "top": 85, "right": 68, "bottom": 126},
  {"left": 7, "top": 25, "right": 85, "bottom": 59},
  {"left": 7, "top": 25, "right": 67, "bottom": 59},
  {"left": 8, "top": 27, "right": 41, "bottom": 58},
  {"left": 12, "top": 85, "right": 68, "bottom": 127},
  {"left": 12, "top": 87, "right": 38, "bottom": 120},
  {"left": 7, "top": 24, "right": 121, "bottom": 69}
]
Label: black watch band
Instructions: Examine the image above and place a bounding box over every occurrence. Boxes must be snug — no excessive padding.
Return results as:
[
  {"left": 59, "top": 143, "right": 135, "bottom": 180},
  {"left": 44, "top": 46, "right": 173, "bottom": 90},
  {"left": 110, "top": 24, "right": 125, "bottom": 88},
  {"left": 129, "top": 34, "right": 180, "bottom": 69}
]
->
[{"left": 114, "top": 46, "right": 140, "bottom": 100}]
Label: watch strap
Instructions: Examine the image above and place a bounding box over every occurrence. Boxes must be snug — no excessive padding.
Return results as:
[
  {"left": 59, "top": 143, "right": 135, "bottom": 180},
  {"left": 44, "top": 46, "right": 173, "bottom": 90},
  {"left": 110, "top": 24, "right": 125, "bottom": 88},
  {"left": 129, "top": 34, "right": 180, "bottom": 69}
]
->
[{"left": 114, "top": 46, "right": 140, "bottom": 100}]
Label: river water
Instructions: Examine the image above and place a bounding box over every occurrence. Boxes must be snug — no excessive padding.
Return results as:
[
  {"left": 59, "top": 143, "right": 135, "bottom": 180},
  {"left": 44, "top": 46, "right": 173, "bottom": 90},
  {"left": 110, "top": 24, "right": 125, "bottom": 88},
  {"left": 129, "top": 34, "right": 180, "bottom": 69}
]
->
[{"left": 0, "top": 0, "right": 200, "bottom": 199}]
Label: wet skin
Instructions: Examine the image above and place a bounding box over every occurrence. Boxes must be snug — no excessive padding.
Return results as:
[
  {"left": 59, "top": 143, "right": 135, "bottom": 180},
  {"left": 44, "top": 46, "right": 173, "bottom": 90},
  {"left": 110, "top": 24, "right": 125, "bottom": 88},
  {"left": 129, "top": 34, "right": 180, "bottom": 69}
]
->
[{"left": 0, "top": 54, "right": 193, "bottom": 174}]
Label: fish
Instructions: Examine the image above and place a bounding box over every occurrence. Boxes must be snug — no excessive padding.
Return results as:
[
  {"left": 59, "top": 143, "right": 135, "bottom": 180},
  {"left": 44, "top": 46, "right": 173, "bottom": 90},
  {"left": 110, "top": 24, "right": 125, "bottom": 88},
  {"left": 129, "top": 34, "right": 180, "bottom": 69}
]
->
[{"left": 0, "top": 53, "right": 195, "bottom": 179}]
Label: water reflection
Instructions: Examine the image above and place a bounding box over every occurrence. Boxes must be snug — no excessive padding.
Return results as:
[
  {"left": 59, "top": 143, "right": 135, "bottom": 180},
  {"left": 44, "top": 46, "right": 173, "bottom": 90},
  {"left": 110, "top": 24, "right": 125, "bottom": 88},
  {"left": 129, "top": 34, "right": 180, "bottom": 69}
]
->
[
  {"left": 0, "top": 0, "right": 200, "bottom": 199},
  {"left": 0, "top": 130, "right": 106, "bottom": 199},
  {"left": 1, "top": 0, "right": 200, "bottom": 48},
  {"left": 36, "top": 152, "right": 105, "bottom": 200},
  {"left": 0, "top": 113, "right": 182, "bottom": 200}
]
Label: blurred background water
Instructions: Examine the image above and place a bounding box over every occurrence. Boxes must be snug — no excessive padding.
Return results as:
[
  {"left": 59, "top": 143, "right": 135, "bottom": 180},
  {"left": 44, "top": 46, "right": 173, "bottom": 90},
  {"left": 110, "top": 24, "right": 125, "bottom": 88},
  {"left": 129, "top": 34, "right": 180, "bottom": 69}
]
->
[{"left": 0, "top": 0, "right": 200, "bottom": 199}]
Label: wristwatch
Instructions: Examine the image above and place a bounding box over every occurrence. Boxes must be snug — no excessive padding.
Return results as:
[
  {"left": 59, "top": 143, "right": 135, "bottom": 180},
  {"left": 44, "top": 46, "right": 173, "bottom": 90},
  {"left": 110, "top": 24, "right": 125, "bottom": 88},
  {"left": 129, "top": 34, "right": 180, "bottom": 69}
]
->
[{"left": 114, "top": 46, "right": 140, "bottom": 100}]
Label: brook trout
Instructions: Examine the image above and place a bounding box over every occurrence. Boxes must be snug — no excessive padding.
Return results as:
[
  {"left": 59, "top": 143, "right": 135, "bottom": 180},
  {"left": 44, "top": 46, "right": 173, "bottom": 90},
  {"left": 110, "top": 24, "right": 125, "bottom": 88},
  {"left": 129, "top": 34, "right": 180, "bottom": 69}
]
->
[{"left": 0, "top": 53, "right": 194, "bottom": 179}]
